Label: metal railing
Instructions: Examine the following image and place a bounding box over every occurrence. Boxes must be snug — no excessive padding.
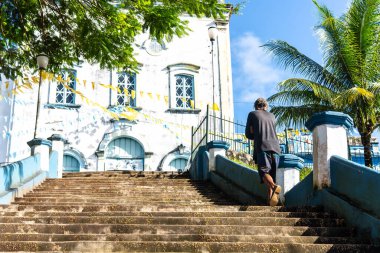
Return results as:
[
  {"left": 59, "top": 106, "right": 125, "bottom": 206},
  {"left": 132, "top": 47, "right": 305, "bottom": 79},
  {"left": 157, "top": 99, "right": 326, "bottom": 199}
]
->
[
  {"left": 348, "top": 147, "right": 380, "bottom": 171},
  {"left": 191, "top": 105, "right": 252, "bottom": 161}
]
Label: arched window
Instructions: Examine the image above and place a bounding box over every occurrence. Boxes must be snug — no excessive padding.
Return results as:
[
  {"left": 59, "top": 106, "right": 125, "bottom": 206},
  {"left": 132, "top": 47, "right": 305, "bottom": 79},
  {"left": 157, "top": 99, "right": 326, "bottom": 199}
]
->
[
  {"left": 175, "top": 74, "right": 194, "bottom": 109},
  {"left": 168, "top": 158, "right": 188, "bottom": 172},
  {"left": 117, "top": 72, "right": 136, "bottom": 107},
  {"left": 56, "top": 70, "right": 76, "bottom": 104},
  {"left": 63, "top": 155, "right": 80, "bottom": 172}
]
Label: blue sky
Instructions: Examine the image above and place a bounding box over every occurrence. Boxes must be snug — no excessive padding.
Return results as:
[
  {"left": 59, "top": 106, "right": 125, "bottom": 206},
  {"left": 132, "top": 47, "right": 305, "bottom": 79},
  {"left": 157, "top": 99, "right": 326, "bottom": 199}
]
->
[{"left": 228, "top": 0, "right": 350, "bottom": 125}]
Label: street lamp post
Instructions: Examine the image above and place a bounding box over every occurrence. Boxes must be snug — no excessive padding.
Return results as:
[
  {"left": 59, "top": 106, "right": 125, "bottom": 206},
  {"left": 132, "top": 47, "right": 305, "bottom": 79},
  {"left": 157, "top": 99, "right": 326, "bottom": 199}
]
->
[
  {"left": 34, "top": 53, "right": 49, "bottom": 139},
  {"left": 208, "top": 26, "right": 218, "bottom": 135}
]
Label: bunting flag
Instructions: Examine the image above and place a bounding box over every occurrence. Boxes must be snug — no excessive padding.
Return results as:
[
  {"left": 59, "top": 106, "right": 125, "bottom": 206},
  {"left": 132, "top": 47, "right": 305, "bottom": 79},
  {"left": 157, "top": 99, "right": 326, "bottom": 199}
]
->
[
  {"left": 190, "top": 100, "right": 195, "bottom": 109},
  {"left": 124, "top": 88, "right": 129, "bottom": 96},
  {"left": 57, "top": 75, "right": 63, "bottom": 83},
  {"left": 91, "top": 82, "right": 95, "bottom": 90},
  {"left": 212, "top": 103, "right": 220, "bottom": 111},
  {"left": 32, "top": 76, "right": 39, "bottom": 83},
  {"left": 147, "top": 92, "right": 153, "bottom": 99},
  {"left": 76, "top": 78, "right": 80, "bottom": 83},
  {"left": 131, "top": 90, "right": 136, "bottom": 99},
  {"left": 83, "top": 80, "right": 87, "bottom": 87},
  {"left": 140, "top": 91, "right": 144, "bottom": 97},
  {"left": 164, "top": 96, "right": 169, "bottom": 105},
  {"left": 41, "top": 71, "right": 48, "bottom": 80},
  {"left": 5, "top": 81, "right": 10, "bottom": 89}
]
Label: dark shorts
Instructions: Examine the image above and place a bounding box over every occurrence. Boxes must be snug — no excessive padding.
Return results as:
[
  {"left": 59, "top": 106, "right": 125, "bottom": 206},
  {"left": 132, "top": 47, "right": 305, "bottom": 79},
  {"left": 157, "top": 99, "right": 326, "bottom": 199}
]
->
[{"left": 256, "top": 151, "right": 279, "bottom": 184}]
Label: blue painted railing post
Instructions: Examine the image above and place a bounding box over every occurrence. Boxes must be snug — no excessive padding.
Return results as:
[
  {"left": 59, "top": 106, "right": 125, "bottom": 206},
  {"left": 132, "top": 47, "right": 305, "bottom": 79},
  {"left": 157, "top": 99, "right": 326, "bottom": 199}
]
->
[
  {"left": 305, "top": 111, "right": 354, "bottom": 189},
  {"left": 27, "top": 138, "right": 52, "bottom": 173},
  {"left": 277, "top": 154, "right": 304, "bottom": 203},
  {"left": 206, "top": 140, "right": 230, "bottom": 172},
  {"left": 48, "top": 134, "right": 66, "bottom": 178}
]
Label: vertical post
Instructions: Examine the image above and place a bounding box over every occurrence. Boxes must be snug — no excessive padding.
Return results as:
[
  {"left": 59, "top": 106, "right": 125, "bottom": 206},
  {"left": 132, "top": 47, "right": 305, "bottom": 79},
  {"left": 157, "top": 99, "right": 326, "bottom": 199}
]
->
[
  {"left": 284, "top": 128, "right": 289, "bottom": 154},
  {"left": 34, "top": 69, "right": 43, "bottom": 139},
  {"left": 205, "top": 105, "right": 209, "bottom": 144},
  {"left": 27, "top": 138, "right": 52, "bottom": 172},
  {"left": 190, "top": 126, "right": 194, "bottom": 162},
  {"left": 48, "top": 134, "right": 66, "bottom": 178},
  {"left": 305, "top": 111, "right": 354, "bottom": 189}
]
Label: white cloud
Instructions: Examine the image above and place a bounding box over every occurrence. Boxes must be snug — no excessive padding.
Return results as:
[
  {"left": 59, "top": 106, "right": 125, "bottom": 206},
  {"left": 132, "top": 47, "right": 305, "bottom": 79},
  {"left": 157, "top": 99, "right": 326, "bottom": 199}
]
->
[{"left": 232, "top": 33, "right": 285, "bottom": 103}]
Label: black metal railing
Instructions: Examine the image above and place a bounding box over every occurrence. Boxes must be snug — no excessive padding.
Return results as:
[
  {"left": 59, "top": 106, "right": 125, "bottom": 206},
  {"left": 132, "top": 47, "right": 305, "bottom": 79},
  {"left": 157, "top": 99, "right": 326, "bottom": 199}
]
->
[{"left": 191, "top": 105, "right": 252, "bottom": 161}]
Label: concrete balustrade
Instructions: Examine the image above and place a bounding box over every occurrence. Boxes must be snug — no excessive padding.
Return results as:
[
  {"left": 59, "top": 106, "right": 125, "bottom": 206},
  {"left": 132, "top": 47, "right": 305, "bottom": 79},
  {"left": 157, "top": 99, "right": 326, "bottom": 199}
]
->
[
  {"left": 277, "top": 154, "right": 304, "bottom": 202},
  {"left": 27, "top": 138, "right": 52, "bottom": 173},
  {"left": 48, "top": 134, "right": 66, "bottom": 178},
  {"left": 305, "top": 111, "right": 354, "bottom": 189}
]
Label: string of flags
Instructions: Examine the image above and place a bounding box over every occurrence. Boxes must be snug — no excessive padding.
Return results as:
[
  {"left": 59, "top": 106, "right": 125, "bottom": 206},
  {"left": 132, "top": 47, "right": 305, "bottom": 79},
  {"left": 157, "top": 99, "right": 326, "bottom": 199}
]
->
[{"left": 0, "top": 71, "right": 221, "bottom": 113}]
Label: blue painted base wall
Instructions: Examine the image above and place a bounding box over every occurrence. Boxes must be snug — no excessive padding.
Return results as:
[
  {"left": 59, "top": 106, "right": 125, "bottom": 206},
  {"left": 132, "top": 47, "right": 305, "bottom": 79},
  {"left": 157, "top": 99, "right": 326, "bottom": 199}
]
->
[{"left": 285, "top": 155, "right": 380, "bottom": 242}]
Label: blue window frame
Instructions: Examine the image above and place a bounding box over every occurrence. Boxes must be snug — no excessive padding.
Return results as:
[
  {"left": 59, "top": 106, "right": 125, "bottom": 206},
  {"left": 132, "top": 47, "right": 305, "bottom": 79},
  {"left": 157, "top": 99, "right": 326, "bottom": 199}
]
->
[
  {"left": 117, "top": 72, "right": 136, "bottom": 107},
  {"left": 175, "top": 74, "right": 194, "bottom": 109},
  {"left": 56, "top": 70, "right": 76, "bottom": 104},
  {"left": 168, "top": 158, "right": 188, "bottom": 172},
  {"left": 63, "top": 155, "right": 80, "bottom": 172}
]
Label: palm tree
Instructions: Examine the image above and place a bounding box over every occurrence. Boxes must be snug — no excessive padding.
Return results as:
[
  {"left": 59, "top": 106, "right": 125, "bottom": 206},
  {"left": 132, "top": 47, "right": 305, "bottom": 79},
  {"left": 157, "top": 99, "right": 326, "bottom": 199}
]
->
[{"left": 263, "top": 0, "right": 380, "bottom": 167}]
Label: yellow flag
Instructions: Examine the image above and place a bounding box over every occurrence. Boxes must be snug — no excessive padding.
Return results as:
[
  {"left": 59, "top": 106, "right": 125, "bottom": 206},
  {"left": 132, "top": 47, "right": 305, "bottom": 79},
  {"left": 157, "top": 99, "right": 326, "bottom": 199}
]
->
[
  {"left": 124, "top": 88, "right": 129, "bottom": 96},
  {"left": 48, "top": 73, "right": 54, "bottom": 81},
  {"left": 131, "top": 90, "right": 136, "bottom": 99},
  {"left": 164, "top": 96, "right": 169, "bottom": 105},
  {"left": 148, "top": 92, "right": 153, "bottom": 99},
  {"left": 156, "top": 94, "right": 160, "bottom": 100},
  {"left": 212, "top": 103, "right": 220, "bottom": 111},
  {"left": 83, "top": 80, "right": 87, "bottom": 87},
  {"left": 190, "top": 100, "right": 195, "bottom": 109},
  {"left": 5, "top": 81, "right": 9, "bottom": 89},
  {"left": 76, "top": 78, "right": 80, "bottom": 83},
  {"left": 31, "top": 76, "right": 39, "bottom": 84},
  {"left": 41, "top": 71, "right": 48, "bottom": 80},
  {"left": 181, "top": 97, "right": 186, "bottom": 102},
  {"left": 92, "top": 82, "right": 95, "bottom": 90},
  {"left": 57, "top": 75, "right": 63, "bottom": 83},
  {"left": 140, "top": 91, "right": 144, "bottom": 97}
]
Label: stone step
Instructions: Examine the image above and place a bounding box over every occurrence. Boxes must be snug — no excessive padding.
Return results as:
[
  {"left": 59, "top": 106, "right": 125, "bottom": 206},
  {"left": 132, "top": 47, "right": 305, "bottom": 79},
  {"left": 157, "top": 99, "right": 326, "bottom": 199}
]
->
[
  {"left": 62, "top": 172, "right": 186, "bottom": 177},
  {"left": 0, "top": 224, "right": 354, "bottom": 236},
  {"left": 0, "top": 216, "right": 346, "bottom": 227},
  {"left": 4, "top": 204, "right": 325, "bottom": 212},
  {"left": 0, "top": 233, "right": 367, "bottom": 244},
  {"left": 0, "top": 211, "right": 338, "bottom": 219},
  {"left": 17, "top": 196, "right": 228, "bottom": 202},
  {"left": 23, "top": 193, "right": 226, "bottom": 198},
  {"left": 0, "top": 241, "right": 376, "bottom": 252},
  {"left": 13, "top": 200, "right": 237, "bottom": 206}
]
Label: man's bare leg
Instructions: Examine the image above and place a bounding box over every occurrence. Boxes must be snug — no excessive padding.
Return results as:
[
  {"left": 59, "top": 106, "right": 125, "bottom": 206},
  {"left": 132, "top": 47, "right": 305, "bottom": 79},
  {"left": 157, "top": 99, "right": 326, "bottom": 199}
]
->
[{"left": 263, "top": 173, "right": 281, "bottom": 206}]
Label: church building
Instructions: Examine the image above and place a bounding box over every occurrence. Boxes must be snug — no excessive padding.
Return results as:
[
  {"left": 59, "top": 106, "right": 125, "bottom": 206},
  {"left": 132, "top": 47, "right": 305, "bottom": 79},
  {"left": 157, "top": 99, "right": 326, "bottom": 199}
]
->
[{"left": 0, "top": 3, "right": 234, "bottom": 173}]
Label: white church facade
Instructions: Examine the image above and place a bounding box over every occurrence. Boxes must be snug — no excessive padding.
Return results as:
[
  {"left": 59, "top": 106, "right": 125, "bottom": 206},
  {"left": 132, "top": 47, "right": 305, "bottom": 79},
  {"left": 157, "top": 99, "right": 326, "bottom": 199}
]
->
[{"left": 0, "top": 9, "right": 234, "bottom": 173}]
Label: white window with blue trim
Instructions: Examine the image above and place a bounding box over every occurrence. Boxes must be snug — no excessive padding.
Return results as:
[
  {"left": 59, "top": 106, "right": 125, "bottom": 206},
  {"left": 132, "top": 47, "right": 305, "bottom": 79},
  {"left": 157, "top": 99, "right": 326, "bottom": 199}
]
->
[
  {"left": 56, "top": 70, "right": 76, "bottom": 104},
  {"left": 167, "top": 63, "right": 200, "bottom": 112},
  {"left": 117, "top": 72, "right": 136, "bottom": 107},
  {"left": 175, "top": 74, "right": 194, "bottom": 109}
]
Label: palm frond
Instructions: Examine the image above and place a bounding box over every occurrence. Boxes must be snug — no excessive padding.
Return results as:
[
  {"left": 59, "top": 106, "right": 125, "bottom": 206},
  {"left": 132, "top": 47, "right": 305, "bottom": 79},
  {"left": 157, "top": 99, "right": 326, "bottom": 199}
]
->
[
  {"left": 261, "top": 40, "right": 341, "bottom": 91},
  {"left": 270, "top": 104, "right": 334, "bottom": 129},
  {"left": 313, "top": 1, "right": 357, "bottom": 88},
  {"left": 344, "top": 0, "right": 380, "bottom": 86},
  {"left": 334, "top": 87, "right": 375, "bottom": 106},
  {"left": 277, "top": 78, "right": 336, "bottom": 103}
]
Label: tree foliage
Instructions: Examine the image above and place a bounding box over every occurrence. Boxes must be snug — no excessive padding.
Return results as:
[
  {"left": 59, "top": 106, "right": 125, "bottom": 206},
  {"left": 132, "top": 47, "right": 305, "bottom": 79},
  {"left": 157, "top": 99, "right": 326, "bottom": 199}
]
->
[
  {"left": 0, "top": 0, "right": 230, "bottom": 79},
  {"left": 263, "top": 0, "right": 380, "bottom": 167}
]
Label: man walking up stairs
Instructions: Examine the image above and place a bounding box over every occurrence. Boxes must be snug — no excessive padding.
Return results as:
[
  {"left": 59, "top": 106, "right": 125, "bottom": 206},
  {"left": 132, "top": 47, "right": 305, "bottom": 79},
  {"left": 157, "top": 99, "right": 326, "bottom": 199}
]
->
[{"left": 0, "top": 171, "right": 378, "bottom": 252}]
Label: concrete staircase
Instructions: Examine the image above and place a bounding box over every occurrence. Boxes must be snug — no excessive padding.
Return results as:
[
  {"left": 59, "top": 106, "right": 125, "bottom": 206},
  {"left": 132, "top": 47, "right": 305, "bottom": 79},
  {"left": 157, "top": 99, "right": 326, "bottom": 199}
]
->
[{"left": 0, "top": 171, "right": 378, "bottom": 252}]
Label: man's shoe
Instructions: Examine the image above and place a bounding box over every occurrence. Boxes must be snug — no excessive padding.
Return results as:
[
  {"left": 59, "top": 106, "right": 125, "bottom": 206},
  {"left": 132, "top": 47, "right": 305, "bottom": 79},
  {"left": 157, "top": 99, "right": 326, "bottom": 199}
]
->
[{"left": 269, "top": 185, "right": 281, "bottom": 206}]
